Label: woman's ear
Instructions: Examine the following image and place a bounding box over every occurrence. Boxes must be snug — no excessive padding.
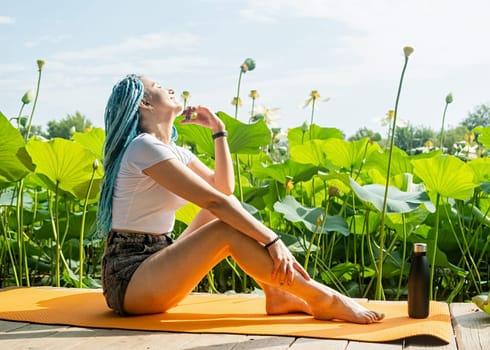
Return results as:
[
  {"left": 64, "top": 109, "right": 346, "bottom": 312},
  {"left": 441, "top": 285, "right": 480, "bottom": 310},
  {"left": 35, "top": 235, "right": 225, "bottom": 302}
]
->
[{"left": 139, "top": 99, "right": 152, "bottom": 111}]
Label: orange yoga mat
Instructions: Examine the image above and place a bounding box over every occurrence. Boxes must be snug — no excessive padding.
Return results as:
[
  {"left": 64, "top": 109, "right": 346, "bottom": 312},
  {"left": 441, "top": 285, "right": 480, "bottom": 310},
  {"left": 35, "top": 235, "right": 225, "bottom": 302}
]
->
[{"left": 0, "top": 287, "right": 452, "bottom": 343}]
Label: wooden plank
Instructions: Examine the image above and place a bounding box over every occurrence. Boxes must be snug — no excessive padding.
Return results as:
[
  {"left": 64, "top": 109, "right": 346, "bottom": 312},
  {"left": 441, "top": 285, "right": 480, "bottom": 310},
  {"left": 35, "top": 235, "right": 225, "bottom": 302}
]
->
[
  {"left": 50, "top": 327, "right": 199, "bottom": 350},
  {"left": 451, "top": 302, "right": 490, "bottom": 350},
  {"left": 289, "top": 337, "right": 348, "bottom": 350},
  {"left": 232, "top": 335, "right": 294, "bottom": 349},
  {"left": 346, "top": 340, "right": 403, "bottom": 350},
  {"left": 0, "top": 320, "right": 28, "bottom": 332},
  {"left": 167, "top": 333, "right": 251, "bottom": 350},
  {"left": 1, "top": 325, "right": 207, "bottom": 350},
  {"left": 0, "top": 323, "right": 73, "bottom": 350}
]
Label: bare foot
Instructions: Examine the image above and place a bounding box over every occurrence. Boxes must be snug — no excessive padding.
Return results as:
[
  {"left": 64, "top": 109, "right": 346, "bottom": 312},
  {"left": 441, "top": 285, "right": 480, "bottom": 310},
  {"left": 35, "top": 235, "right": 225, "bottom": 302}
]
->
[
  {"left": 312, "top": 291, "right": 385, "bottom": 324},
  {"left": 263, "top": 285, "right": 312, "bottom": 315}
]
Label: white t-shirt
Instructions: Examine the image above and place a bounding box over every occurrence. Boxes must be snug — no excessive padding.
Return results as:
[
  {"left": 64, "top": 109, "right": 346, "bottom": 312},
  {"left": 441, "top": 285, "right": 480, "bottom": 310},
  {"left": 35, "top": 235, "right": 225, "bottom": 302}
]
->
[{"left": 111, "top": 133, "right": 197, "bottom": 234}]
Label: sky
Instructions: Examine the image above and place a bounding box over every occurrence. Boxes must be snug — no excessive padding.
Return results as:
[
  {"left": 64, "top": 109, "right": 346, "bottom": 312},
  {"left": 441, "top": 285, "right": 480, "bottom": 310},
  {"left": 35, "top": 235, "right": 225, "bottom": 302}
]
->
[{"left": 2, "top": 0, "right": 490, "bottom": 138}]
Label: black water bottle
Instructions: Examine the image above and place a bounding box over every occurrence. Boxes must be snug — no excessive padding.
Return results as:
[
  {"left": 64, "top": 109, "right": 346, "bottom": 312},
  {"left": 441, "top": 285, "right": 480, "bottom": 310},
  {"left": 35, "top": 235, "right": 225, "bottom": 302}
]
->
[{"left": 408, "top": 243, "right": 430, "bottom": 318}]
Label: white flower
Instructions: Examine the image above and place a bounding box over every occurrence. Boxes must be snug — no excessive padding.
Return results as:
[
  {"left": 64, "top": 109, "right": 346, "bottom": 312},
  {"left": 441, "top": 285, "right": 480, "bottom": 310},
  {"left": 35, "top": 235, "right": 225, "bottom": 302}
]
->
[
  {"left": 302, "top": 90, "right": 330, "bottom": 109},
  {"left": 376, "top": 110, "right": 408, "bottom": 127},
  {"left": 251, "top": 103, "right": 281, "bottom": 128}
]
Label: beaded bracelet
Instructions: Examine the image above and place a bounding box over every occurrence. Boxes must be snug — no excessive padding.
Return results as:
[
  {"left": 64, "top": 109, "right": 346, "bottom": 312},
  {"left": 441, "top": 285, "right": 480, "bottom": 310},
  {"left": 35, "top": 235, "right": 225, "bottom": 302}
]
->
[
  {"left": 212, "top": 131, "right": 228, "bottom": 140},
  {"left": 264, "top": 236, "right": 280, "bottom": 249}
]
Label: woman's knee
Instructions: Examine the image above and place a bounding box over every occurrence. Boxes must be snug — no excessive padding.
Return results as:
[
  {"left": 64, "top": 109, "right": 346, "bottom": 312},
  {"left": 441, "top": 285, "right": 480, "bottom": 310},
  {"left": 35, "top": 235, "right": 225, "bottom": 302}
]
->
[{"left": 201, "top": 220, "right": 252, "bottom": 247}]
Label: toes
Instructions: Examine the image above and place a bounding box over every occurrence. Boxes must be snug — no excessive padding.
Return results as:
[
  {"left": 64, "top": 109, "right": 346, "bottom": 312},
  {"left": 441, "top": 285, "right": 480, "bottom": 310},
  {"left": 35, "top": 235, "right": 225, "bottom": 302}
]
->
[{"left": 369, "top": 311, "right": 385, "bottom": 322}]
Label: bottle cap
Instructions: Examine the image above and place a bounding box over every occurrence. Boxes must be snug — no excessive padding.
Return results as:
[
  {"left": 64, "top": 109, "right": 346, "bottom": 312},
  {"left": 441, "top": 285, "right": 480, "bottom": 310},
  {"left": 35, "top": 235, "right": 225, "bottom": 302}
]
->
[{"left": 413, "top": 243, "right": 427, "bottom": 253}]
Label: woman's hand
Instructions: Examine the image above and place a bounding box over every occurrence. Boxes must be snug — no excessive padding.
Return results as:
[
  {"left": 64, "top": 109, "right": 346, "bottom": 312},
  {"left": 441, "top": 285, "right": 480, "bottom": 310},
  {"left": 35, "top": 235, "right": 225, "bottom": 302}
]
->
[
  {"left": 267, "top": 239, "right": 310, "bottom": 286},
  {"left": 181, "top": 105, "right": 225, "bottom": 133}
]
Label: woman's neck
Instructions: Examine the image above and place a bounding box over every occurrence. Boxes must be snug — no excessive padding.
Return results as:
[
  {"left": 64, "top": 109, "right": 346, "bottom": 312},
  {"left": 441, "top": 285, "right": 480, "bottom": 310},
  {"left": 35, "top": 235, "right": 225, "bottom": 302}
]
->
[
  {"left": 139, "top": 107, "right": 180, "bottom": 144},
  {"left": 141, "top": 122, "right": 173, "bottom": 144}
]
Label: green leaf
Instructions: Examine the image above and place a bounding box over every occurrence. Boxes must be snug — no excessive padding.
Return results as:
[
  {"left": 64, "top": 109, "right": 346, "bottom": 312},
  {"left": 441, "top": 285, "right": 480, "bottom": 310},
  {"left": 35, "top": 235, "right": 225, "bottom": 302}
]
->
[
  {"left": 480, "top": 182, "right": 490, "bottom": 194},
  {"left": 348, "top": 212, "right": 382, "bottom": 235},
  {"left": 175, "top": 202, "right": 200, "bottom": 226},
  {"left": 289, "top": 140, "right": 330, "bottom": 169},
  {"left": 251, "top": 159, "right": 318, "bottom": 184},
  {"left": 176, "top": 121, "right": 214, "bottom": 155},
  {"left": 467, "top": 158, "right": 490, "bottom": 184},
  {"left": 26, "top": 138, "right": 102, "bottom": 199},
  {"left": 323, "top": 138, "right": 381, "bottom": 171},
  {"left": 219, "top": 112, "right": 271, "bottom": 154},
  {"left": 288, "top": 125, "right": 343, "bottom": 147},
  {"left": 385, "top": 208, "right": 429, "bottom": 237},
  {"left": 412, "top": 154, "right": 477, "bottom": 200},
  {"left": 176, "top": 111, "right": 271, "bottom": 155},
  {"left": 365, "top": 146, "right": 412, "bottom": 176},
  {"left": 474, "top": 126, "right": 490, "bottom": 149},
  {"left": 472, "top": 294, "right": 490, "bottom": 315},
  {"left": 0, "top": 112, "right": 34, "bottom": 183},
  {"left": 349, "top": 178, "right": 435, "bottom": 213},
  {"left": 72, "top": 127, "right": 105, "bottom": 161},
  {"left": 35, "top": 209, "right": 97, "bottom": 240},
  {"left": 273, "top": 195, "right": 350, "bottom": 235}
]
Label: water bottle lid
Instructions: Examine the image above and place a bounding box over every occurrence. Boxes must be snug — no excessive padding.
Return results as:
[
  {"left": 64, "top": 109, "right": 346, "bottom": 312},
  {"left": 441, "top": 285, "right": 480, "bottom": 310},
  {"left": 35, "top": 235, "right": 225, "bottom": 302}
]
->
[{"left": 413, "top": 243, "right": 427, "bottom": 253}]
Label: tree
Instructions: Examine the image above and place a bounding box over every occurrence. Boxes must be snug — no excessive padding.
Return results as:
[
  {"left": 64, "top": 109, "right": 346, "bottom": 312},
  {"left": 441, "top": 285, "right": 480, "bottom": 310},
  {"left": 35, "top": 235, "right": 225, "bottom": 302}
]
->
[
  {"left": 394, "top": 125, "right": 414, "bottom": 151},
  {"left": 348, "top": 127, "right": 382, "bottom": 142},
  {"left": 45, "top": 112, "right": 92, "bottom": 139},
  {"left": 13, "top": 116, "right": 45, "bottom": 139},
  {"left": 461, "top": 104, "right": 490, "bottom": 131},
  {"left": 394, "top": 125, "right": 436, "bottom": 153},
  {"left": 439, "top": 125, "right": 468, "bottom": 154}
]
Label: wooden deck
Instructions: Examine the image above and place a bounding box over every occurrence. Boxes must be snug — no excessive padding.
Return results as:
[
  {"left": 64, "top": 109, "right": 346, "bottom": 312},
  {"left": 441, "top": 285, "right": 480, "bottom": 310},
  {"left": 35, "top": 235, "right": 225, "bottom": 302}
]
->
[{"left": 0, "top": 302, "right": 488, "bottom": 350}]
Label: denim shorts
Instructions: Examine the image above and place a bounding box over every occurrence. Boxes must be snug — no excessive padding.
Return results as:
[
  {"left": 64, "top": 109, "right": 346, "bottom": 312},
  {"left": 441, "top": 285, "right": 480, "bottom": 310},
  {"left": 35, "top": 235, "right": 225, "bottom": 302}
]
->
[{"left": 101, "top": 231, "right": 173, "bottom": 316}]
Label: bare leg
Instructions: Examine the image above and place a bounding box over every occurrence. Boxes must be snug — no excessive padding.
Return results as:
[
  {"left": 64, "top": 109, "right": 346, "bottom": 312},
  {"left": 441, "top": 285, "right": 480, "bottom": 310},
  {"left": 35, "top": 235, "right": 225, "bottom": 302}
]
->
[
  {"left": 261, "top": 284, "right": 312, "bottom": 315},
  {"left": 183, "top": 210, "right": 311, "bottom": 315},
  {"left": 124, "top": 220, "right": 384, "bottom": 324}
]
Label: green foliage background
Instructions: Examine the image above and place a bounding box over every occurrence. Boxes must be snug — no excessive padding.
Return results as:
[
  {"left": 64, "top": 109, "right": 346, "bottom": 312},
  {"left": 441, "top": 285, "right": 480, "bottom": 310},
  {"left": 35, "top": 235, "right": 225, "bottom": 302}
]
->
[{"left": 1, "top": 110, "right": 489, "bottom": 302}]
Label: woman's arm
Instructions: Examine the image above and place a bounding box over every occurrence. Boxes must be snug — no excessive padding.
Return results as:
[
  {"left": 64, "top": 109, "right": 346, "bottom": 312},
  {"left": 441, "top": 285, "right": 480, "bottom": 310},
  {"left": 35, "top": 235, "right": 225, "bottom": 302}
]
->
[
  {"left": 145, "top": 158, "right": 269, "bottom": 243},
  {"left": 183, "top": 106, "right": 234, "bottom": 194},
  {"left": 144, "top": 157, "right": 309, "bottom": 284}
]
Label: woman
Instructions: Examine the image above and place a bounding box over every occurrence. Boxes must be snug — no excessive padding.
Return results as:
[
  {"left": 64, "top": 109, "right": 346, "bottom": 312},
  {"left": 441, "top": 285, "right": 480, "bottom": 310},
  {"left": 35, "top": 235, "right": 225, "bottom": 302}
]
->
[{"left": 97, "top": 74, "right": 384, "bottom": 324}]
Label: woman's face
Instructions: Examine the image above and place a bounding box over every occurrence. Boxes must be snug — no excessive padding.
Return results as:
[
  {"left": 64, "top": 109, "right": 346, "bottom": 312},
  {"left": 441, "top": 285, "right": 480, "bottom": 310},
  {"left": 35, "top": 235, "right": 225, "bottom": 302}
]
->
[{"left": 140, "top": 77, "right": 182, "bottom": 115}]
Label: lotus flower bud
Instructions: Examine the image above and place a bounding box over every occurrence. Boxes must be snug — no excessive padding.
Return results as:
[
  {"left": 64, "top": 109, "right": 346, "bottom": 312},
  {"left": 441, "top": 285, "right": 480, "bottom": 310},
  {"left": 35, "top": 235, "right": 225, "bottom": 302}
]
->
[
  {"left": 181, "top": 91, "right": 190, "bottom": 102},
  {"left": 301, "top": 121, "right": 308, "bottom": 132},
  {"left": 240, "top": 58, "right": 256, "bottom": 73},
  {"left": 316, "top": 214, "right": 324, "bottom": 226},
  {"left": 231, "top": 97, "right": 242, "bottom": 107},
  {"left": 403, "top": 46, "right": 414, "bottom": 58},
  {"left": 445, "top": 93, "right": 453, "bottom": 104},
  {"left": 93, "top": 159, "right": 99, "bottom": 170},
  {"left": 328, "top": 185, "right": 340, "bottom": 197},
  {"left": 37, "top": 59, "right": 45, "bottom": 71},
  {"left": 249, "top": 90, "right": 259, "bottom": 99},
  {"left": 310, "top": 90, "right": 321, "bottom": 100},
  {"left": 285, "top": 176, "right": 294, "bottom": 191},
  {"left": 21, "top": 89, "right": 34, "bottom": 104}
]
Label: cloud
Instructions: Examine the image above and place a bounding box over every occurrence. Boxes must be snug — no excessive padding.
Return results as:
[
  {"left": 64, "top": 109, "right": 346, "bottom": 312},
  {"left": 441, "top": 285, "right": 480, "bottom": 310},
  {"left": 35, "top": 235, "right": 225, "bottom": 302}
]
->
[
  {"left": 241, "top": 0, "right": 490, "bottom": 75},
  {"left": 0, "top": 16, "right": 14, "bottom": 24},
  {"left": 36, "top": 30, "right": 210, "bottom": 93},
  {"left": 38, "top": 31, "right": 209, "bottom": 91},
  {"left": 0, "top": 62, "right": 26, "bottom": 75},
  {"left": 239, "top": 9, "right": 276, "bottom": 23},
  {"left": 24, "top": 34, "right": 69, "bottom": 48},
  {"left": 51, "top": 32, "right": 201, "bottom": 62}
]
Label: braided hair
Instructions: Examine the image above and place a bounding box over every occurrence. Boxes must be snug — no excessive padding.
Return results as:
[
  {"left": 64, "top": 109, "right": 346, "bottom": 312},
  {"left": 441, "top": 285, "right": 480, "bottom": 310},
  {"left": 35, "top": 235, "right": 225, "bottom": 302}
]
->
[{"left": 96, "top": 74, "right": 144, "bottom": 237}]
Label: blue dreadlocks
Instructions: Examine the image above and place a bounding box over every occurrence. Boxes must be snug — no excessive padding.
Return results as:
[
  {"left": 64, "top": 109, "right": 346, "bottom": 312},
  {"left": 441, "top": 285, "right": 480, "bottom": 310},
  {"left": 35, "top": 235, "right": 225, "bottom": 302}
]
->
[
  {"left": 95, "top": 74, "right": 179, "bottom": 237},
  {"left": 95, "top": 74, "right": 144, "bottom": 237}
]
